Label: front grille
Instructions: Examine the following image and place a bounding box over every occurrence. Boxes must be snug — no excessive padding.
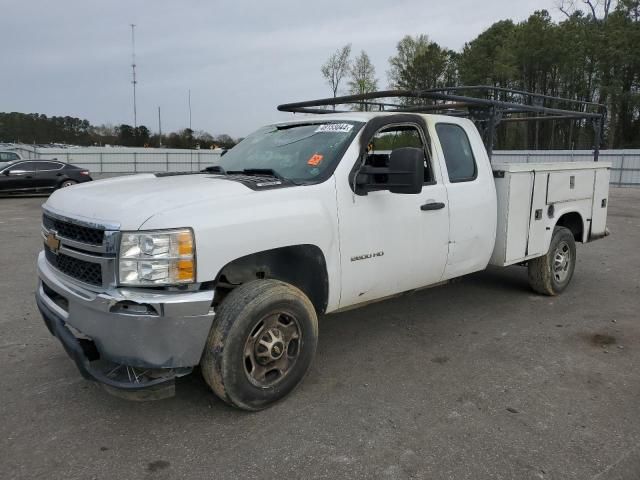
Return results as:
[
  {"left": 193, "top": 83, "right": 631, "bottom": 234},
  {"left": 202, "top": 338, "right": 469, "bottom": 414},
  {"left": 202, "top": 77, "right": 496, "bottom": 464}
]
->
[
  {"left": 43, "top": 214, "right": 104, "bottom": 246},
  {"left": 45, "top": 248, "right": 103, "bottom": 286}
]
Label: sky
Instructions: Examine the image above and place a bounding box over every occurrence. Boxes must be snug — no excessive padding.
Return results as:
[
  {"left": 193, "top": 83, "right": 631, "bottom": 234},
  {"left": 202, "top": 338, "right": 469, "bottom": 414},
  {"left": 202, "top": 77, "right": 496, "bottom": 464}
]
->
[{"left": 1, "top": 0, "right": 564, "bottom": 138}]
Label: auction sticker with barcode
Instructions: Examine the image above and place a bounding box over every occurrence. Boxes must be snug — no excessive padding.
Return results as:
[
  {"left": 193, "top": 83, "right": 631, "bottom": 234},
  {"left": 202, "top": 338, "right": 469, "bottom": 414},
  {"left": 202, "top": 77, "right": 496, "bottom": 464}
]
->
[{"left": 315, "top": 123, "right": 354, "bottom": 133}]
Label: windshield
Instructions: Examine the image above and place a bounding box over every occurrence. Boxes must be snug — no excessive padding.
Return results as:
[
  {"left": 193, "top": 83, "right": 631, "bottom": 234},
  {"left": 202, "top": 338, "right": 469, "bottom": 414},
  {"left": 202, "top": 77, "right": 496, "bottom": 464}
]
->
[{"left": 216, "top": 121, "right": 363, "bottom": 183}]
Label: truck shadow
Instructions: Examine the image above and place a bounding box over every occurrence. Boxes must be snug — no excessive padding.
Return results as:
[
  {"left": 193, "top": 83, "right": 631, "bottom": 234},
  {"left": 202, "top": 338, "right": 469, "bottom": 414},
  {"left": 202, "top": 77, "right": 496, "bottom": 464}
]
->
[
  {"left": 66, "top": 265, "right": 535, "bottom": 418},
  {"left": 464, "top": 265, "right": 532, "bottom": 294},
  {"left": 0, "top": 193, "right": 50, "bottom": 199}
]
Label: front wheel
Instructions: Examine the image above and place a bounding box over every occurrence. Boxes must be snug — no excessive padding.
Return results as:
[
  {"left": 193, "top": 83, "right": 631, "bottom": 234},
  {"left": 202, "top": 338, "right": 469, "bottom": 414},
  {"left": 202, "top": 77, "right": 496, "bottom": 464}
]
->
[
  {"left": 528, "top": 226, "right": 576, "bottom": 296},
  {"left": 201, "top": 279, "right": 318, "bottom": 411}
]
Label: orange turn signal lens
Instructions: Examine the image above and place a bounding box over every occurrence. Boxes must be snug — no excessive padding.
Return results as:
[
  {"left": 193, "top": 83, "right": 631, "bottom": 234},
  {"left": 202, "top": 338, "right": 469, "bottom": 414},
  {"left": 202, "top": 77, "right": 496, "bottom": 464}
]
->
[
  {"left": 176, "top": 259, "right": 194, "bottom": 282},
  {"left": 177, "top": 231, "right": 194, "bottom": 256}
]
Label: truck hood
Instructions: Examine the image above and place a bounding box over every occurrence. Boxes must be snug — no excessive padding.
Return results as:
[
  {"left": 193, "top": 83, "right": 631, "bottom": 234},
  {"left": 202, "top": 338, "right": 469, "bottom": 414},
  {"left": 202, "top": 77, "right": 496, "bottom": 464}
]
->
[{"left": 44, "top": 173, "right": 253, "bottom": 230}]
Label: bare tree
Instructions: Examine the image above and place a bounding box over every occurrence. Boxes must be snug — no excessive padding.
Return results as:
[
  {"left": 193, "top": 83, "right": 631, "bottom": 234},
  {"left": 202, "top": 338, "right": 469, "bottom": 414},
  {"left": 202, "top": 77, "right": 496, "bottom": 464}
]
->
[
  {"left": 348, "top": 50, "right": 378, "bottom": 111},
  {"left": 556, "top": 0, "right": 616, "bottom": 19},
  {"left": 557, "top": 0, "right": 578, "bottom": 17},
  {"left": 321, "top": 44, "right": 352, "bottom": 102},
  {"left": 601, "top": 0, "right": 614, "bottom": 19},
  {"left": 583, "top": 0, "right": 614, "bottom": 19}
]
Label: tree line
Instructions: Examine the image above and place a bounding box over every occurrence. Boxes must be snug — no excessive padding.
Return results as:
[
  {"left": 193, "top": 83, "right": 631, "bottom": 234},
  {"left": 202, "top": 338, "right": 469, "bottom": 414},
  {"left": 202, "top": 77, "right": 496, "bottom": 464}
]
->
[
  {"left": 321, "top": 1, "right": 640, "bottom": 149},
  {"left": 0, "top": 112, "right": 238, "bottom": 149}
]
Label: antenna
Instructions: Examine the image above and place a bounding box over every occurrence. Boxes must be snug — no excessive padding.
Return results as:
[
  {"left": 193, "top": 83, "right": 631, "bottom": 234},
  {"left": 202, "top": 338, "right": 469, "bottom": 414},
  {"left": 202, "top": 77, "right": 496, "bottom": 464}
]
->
[{"left": 130, "top": 24, "right": 138, "bottom": 128}]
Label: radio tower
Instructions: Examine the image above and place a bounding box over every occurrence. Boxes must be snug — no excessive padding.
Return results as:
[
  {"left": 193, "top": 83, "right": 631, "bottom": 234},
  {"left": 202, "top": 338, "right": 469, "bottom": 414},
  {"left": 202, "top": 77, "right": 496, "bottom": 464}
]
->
[{"left": 130, "top": 24, "right": 138, "bottom": 128}]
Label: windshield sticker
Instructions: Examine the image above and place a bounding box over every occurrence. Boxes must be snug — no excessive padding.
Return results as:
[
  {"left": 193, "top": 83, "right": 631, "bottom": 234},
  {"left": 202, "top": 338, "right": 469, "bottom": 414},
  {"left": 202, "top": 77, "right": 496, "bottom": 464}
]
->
[
  {"left": 315, "top": 123, "right": 353, "bottom": 133},
  {"left": 307, "top": 153, "right": 324, "bottom": 166}
]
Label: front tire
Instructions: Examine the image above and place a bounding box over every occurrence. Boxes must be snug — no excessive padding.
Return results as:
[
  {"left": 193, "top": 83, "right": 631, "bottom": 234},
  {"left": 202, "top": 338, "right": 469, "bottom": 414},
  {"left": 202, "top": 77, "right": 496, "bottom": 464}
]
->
[
  {"left": 201, "top": 280, "right": 318, "bottom": 411},
  {"left": 528, "top": 226, "right": 576, "bottom": 295}
]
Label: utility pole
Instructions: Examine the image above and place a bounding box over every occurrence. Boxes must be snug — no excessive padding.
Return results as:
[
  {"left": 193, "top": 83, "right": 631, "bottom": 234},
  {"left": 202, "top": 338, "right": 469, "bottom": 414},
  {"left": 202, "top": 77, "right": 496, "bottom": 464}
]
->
[
  {"left": 130, "top": 24, "right": 138, "bottom": 128},
  {"left": 158, "top": 106, "right": 162, "bottom": 147},
  {"left": 188, "top": 89, "right": 192, "bottom": 131}
]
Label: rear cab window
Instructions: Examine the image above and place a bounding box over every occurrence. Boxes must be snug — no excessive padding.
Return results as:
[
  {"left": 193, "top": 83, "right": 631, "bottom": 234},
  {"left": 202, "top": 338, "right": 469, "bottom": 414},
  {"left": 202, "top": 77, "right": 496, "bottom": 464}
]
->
[{"left": 436, "top": 123, "right": 477, "bottom": 183}]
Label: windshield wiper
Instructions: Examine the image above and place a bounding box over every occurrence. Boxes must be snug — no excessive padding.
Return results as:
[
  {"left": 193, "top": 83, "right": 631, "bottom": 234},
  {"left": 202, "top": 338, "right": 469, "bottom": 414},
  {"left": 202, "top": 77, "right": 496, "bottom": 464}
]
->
[
  {"left": 276, "top": 123, "right": 320, "bottom": 130},
  {"left": 227, "top": 168, "right": 301, "bottom": 185},
  {"left": 201, "top": 165, "right": 227, "bottom": 174},
  {"left": 227, "top": 168, "right": 285, "bottom": 181}
]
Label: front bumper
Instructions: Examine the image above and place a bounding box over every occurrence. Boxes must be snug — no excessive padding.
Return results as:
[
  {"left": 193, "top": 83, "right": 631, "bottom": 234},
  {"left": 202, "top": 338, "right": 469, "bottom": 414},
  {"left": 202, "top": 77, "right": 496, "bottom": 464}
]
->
[{"left": 36, "top": 251, "right": 215, "bottom": 392}]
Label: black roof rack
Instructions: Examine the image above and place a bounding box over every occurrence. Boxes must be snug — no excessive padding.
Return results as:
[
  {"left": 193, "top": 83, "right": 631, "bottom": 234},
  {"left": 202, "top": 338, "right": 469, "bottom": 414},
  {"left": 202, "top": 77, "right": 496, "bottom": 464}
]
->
[{"left": 277, "top": 86, "right": 606, "bottom": 161}]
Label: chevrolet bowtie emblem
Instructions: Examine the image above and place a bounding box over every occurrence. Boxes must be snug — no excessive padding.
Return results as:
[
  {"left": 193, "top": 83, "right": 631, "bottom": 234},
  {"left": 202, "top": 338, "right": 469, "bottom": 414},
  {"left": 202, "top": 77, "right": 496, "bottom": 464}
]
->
[{"left": 46, "top": 231, "right": 61, "bottom": 254}]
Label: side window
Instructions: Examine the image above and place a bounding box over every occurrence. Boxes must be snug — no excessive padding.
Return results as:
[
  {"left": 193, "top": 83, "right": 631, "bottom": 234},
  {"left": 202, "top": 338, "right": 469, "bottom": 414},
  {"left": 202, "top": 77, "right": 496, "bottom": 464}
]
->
[
  {"left": 0, "top": 152, "right": 19, "bottom": 161},
  {"left": 436, "top": 124, "right": 477, "bottom": 183},
  {"left": 10, "top": 161, "right": 38, "bottom": 172},
  {"left": 37, "top": 161, "right": 64, "bottom": 170},
  {"left": 366, "top": 125, "right": 433, "bottom": 183}
]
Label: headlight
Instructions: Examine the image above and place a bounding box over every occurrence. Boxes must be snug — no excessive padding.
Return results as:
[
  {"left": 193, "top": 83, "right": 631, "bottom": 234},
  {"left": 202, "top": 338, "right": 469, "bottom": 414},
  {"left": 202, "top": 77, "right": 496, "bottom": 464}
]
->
[{"left": 118, "top": 229, "right": 195, "bottom": 286}]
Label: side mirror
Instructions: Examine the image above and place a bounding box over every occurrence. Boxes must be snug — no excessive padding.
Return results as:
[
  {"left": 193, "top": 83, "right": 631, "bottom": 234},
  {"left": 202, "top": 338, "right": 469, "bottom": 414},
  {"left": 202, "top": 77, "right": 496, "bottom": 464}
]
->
[
  {"left": 3, "top": 169, "right": 10, "bottom": 176},
  {"left": 355, "top": 147, "right": 424, "bottom": 195}
]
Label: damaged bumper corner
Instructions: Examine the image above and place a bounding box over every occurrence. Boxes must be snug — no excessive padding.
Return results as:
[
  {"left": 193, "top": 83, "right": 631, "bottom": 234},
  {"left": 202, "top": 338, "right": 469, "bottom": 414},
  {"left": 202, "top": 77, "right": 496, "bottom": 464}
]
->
[{"left": 36, "top": 252, "right": 215, "bottom": 398}]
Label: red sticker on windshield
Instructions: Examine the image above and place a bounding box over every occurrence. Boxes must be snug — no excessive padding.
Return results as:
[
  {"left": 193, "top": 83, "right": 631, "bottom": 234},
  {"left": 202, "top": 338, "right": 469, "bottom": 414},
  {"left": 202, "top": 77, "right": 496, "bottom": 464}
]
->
[{"left": 308, "top": 153, "right": 324, "bottom": 166}]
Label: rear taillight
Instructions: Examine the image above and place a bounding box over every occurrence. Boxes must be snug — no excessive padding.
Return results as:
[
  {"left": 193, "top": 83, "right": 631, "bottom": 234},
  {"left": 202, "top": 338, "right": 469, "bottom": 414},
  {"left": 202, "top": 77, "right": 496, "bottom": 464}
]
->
[{"left": 80, "top": 171, "right": 90, "bottom": 176}]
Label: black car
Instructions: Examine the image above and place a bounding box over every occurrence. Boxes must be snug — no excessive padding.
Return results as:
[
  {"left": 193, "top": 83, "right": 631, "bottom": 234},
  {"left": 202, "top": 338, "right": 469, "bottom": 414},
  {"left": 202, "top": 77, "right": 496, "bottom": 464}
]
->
[{"left": 0, "top": 159, "right": 92, "bottom": 194}]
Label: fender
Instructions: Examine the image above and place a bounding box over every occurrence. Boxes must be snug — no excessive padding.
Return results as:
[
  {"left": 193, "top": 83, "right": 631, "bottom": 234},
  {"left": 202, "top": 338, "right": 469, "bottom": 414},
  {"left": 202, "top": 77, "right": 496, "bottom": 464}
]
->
[
  {"left": 543, "top": 202, "right": 590, "bottom": 252},
  {"left": 139, "top": 176, "right": 342, "bottom": 312},
  {"left": 214, "top": 244, "right": 329, "bottom": 313}
]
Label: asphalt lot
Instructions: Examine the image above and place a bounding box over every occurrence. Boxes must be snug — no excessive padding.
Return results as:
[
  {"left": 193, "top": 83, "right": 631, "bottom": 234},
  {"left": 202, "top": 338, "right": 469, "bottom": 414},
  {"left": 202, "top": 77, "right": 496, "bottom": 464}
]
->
[{"left": 1, "top": 188, "right": 639, "bottom": 480}]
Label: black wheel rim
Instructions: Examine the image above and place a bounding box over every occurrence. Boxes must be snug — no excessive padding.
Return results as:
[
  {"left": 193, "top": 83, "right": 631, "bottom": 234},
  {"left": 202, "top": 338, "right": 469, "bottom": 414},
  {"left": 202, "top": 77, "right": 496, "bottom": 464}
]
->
[{"left": 243, "top": 312, "right": 302, "bottom": 388}]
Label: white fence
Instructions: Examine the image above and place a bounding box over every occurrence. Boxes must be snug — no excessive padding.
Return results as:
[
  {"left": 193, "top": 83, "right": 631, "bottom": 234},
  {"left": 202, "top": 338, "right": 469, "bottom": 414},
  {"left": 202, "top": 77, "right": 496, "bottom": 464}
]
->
[
  {"left": 5, "top": 145, "right": 640, "bottom": 187},
  {"left": 8, "top": 145, "right": 222, "bottom": 174},
  {"left": 492, "top": 150, "right": 639, "bottom": 187}
]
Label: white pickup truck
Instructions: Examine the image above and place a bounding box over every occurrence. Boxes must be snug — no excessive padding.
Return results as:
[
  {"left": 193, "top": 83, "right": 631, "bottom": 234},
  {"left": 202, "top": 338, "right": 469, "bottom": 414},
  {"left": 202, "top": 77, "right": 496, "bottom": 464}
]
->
[{"left": 36, "top": 108, "right": 610, "bottom": 410}]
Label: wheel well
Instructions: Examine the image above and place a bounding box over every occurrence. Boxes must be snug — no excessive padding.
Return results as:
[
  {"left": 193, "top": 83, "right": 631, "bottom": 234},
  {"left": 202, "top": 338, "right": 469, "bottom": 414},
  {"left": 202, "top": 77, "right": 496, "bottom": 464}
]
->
[
  {"left": 213, "top": 245, "right": 329, "bottom": 314},
  {"left": 555, "top": 212, "right": 584, "bottom": 242}
]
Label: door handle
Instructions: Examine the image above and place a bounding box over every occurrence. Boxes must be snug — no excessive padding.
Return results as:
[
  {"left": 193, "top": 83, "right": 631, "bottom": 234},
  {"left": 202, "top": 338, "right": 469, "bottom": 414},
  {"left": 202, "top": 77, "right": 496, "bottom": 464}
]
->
[{"left": 420, "top": 202, "right": 445, "bottom": 211}]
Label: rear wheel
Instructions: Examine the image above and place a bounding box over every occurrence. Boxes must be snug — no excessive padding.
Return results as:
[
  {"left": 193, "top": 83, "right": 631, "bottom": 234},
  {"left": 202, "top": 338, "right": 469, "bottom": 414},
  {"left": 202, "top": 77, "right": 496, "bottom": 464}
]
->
[
  {"left": 60, "top": 179, "right": 77, "bottom": 188},
  {"left": 528, "top": 226, "right": 576, "bottom": 295},
  {"left": 201, "top": 279, "right": 318, "bottom": 411}
]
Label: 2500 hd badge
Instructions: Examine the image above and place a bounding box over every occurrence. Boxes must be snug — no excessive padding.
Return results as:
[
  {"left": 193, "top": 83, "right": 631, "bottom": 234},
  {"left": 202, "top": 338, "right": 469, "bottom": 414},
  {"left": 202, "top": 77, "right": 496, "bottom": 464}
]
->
[{"left": 350, "top": 251, "right": 385, "bottom": 262}]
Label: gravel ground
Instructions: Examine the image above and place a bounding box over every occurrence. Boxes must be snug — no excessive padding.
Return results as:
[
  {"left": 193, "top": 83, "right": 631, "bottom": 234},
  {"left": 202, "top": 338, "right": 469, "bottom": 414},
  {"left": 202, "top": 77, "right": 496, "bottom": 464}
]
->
[{"left": 0, "top": 188, "right": 639, "bottom": 480}]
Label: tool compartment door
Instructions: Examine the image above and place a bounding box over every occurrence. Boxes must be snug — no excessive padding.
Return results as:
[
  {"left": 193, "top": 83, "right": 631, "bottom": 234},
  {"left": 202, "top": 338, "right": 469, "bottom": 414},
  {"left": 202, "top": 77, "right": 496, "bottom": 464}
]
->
[
  {"left": 491, "top": 171, "right": 534, "bottom": 265},
  {"left": 547, "top": 170, "right": 595, "bottom": 203},
  {"left": 590, "top": 168, "right": 610, "bottom": 239},
  {"left": 526, "top": 172, "right": 549, "bottom": 257}
]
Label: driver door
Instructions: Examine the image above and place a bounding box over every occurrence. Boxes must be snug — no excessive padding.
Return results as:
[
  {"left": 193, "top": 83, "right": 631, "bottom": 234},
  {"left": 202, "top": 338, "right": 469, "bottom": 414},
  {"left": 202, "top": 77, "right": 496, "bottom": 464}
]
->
[
  {"left": 0, "top": 161, "right": 38, "bottom": 193},
  {"left": 335, "top": 118, "right": 450, "bottom": 309}
]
